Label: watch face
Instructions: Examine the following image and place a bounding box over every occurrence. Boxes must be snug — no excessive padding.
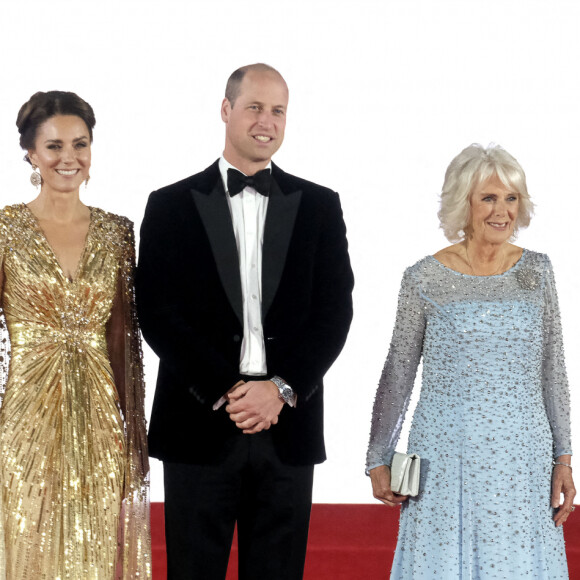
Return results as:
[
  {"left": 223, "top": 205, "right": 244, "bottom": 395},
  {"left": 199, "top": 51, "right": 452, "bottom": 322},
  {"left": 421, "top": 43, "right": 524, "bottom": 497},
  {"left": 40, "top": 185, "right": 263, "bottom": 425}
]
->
[{"left": 278, "top": 384, "right": 292, "bottom": 402}]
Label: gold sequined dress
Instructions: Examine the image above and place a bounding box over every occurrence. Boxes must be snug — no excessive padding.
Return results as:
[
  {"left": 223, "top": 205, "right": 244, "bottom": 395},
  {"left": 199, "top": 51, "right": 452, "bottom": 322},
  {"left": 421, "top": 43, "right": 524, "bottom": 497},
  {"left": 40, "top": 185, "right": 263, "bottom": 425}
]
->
[{"left": 0, "top": 204, "right": 151, "bottom": 579}]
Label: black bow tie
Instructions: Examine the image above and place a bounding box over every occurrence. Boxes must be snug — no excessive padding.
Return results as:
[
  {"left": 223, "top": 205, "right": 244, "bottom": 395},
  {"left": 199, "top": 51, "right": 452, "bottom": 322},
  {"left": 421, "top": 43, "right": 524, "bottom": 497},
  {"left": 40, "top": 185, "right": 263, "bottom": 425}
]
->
[{"left": 227, "top": 168, "right": 271, "bottom": 197}]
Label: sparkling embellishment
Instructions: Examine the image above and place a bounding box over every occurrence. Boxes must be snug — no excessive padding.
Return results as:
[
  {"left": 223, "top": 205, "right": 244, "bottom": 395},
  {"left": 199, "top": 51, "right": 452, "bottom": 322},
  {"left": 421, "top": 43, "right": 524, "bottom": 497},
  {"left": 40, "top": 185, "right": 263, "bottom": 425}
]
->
[
  {"left": 0, "top": 204, "right": 151, "bottom": 579},
  {"left": 367, "top": 251, "right": 571, "bottom": 578},
  {"left": 515, "top": 265, "right": 541, "bottom": 290},
  {"left": 29, "top": 167, "right": 42, "bottom": 188}
]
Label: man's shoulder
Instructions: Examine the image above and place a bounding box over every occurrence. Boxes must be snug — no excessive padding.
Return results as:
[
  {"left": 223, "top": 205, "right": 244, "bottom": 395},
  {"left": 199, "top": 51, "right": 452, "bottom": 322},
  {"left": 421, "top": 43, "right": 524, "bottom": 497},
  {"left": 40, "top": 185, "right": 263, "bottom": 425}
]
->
[
  {"left": 149, "top": 160, "right": 221, "bottom": 202},
  {"left": 272, "top": 164, "right": 337, "bottom": 199}
]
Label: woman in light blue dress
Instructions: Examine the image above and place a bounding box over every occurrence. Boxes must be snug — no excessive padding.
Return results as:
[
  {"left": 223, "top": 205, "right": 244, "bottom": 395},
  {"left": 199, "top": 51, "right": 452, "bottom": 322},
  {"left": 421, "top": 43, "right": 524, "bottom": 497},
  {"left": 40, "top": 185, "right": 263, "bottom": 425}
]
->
[{"left": 367, "top": 144, "right": 575, "bottom": 579}]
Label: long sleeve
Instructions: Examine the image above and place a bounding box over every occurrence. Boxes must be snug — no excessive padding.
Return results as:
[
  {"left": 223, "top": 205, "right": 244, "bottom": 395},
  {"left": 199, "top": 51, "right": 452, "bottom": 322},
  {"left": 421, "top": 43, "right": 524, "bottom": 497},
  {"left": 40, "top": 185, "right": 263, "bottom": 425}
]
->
[
  {"left": 366, "top": 268, "right": 426, "bottom": 472},
  {"left": 541, "top": 257, "right": 572, "bottom": 458},
  {"left": 136, "top": 191, "right": 241, "bottom": 405},
  {"left": 0, "top": 213, "right": 9, "bottom": 412},
  {"left": 267, "top": 192, "right": 354, "bottom": 400},
  {"left": 112, "top": 218, "right": 152, "bottom": 578}
]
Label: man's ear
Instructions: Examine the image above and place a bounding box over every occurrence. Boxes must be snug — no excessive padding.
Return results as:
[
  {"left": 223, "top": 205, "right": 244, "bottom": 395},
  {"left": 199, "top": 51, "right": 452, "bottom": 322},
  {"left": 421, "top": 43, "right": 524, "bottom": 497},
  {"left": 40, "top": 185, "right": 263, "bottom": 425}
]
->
[{"left": 221, "top": 98, "right": 232, "bottom": 123}]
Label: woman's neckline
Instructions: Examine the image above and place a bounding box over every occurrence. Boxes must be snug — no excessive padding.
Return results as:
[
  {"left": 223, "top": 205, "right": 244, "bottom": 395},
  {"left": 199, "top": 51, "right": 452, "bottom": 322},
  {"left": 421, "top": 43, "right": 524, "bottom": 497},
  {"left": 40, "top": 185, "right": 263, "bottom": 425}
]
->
[
  {"left": 429, "top": 248, "right": 527, "bottom": 278},
  {"left": 21, "top": 202, "right": 94, "bottom": 283}
]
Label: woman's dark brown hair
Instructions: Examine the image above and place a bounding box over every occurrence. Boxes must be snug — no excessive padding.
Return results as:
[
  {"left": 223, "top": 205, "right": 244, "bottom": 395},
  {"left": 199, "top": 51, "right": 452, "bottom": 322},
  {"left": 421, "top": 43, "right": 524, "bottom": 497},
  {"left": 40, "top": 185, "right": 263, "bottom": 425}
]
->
[{"left": 16, "top": 91, "right": 96, "bottom": 164}]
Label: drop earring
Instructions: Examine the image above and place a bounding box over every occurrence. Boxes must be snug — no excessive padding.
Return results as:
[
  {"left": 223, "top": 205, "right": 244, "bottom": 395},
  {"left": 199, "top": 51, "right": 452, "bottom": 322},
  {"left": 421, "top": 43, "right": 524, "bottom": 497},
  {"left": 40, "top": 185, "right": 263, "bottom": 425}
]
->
[
  {"left": 30, "top": 165, "right": 42, "bottom": 188},
  {"left": 85, "top": 175, "right": 91, "bottom": 188}
]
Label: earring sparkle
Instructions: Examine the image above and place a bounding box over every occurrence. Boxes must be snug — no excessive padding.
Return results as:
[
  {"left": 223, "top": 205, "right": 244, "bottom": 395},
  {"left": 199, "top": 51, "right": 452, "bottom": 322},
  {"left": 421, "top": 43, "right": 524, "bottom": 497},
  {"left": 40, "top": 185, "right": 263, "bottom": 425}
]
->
[{"left": 30, "top": 165, "right": 42, "bottom": 188}]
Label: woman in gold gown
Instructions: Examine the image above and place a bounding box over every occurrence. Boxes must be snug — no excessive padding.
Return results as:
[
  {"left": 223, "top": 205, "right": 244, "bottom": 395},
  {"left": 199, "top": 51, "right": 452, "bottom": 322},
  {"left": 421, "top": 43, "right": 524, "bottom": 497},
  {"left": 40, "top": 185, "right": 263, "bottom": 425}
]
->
[{"left": 0, "top": 91, "right": 151, "bottom": 579}]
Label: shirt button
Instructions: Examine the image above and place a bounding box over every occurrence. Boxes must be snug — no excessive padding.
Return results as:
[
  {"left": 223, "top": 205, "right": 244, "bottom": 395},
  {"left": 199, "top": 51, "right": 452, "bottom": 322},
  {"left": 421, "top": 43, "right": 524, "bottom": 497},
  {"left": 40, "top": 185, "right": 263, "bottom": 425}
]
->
[
  {"left": 253, "top": 326, "right": 258, "bottom": 331},
  {"left": 251, "top": 294, "right": 257, "bottom": 300},
  {"left": 233, "top": 335, "right": 241, "bottom": 342}
]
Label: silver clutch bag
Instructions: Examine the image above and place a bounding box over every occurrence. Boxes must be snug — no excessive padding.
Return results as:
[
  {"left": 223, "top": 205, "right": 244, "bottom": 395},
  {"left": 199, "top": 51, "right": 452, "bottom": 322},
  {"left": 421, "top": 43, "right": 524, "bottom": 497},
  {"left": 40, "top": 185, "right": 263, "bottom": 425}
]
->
[{"left": 390, "top": 452, "right": 421, "bottom": 497}]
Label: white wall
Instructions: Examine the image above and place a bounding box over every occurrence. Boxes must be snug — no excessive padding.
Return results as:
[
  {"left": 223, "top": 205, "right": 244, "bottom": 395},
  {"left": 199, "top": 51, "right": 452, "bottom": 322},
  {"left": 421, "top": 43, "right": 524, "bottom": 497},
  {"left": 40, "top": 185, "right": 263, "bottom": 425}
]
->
[{"left": 0, "top": 0, "right": 577, "bottom": 503}]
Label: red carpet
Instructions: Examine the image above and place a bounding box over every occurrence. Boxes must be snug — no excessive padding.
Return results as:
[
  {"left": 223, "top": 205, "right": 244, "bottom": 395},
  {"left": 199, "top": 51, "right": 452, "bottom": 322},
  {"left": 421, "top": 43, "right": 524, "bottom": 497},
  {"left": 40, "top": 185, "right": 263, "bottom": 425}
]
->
[{"left": 151, "top": 502, "right": 579, "bottom": 579}]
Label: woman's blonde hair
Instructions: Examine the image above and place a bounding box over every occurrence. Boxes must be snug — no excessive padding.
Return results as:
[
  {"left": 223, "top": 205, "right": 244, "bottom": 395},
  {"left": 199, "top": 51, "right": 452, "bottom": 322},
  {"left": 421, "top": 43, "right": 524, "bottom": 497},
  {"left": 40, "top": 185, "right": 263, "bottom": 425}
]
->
[{"left": 438, "top": 143, "right": 534, "bottom": 242}]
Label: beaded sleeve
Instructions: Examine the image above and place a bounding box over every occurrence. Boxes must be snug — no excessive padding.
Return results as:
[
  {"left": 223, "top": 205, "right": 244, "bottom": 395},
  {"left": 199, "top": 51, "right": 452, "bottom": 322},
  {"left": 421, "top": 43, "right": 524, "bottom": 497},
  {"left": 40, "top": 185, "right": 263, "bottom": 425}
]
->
[
  {"left": 115, "top": 218, "right": 152, "bottom": 578},
  {"left": 0, "top": 212, "right": 9, "bottom": 411},
  {"left": 366, "top": 268, "right": 426, "bottom": 473},
  {"left": 0, "top": 212, "right": 10, "bottom": 580},
  {"left": 541, "top": 257, "right": 572, "bottom": 458}
]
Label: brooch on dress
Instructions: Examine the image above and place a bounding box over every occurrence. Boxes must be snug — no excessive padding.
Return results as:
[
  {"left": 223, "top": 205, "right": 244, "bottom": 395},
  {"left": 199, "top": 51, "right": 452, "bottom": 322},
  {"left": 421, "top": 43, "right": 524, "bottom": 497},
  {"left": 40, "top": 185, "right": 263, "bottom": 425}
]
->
[{"left": 515, "top": 267, "right": 540, "bottom": 290}]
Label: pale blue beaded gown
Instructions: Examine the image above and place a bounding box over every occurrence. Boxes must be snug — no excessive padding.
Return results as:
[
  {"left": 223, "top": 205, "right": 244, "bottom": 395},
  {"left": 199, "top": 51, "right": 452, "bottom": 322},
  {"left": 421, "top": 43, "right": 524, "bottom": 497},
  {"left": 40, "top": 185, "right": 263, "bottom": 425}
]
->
[{"left": 367, "top": 250, "right": 571, "bottom": 579}]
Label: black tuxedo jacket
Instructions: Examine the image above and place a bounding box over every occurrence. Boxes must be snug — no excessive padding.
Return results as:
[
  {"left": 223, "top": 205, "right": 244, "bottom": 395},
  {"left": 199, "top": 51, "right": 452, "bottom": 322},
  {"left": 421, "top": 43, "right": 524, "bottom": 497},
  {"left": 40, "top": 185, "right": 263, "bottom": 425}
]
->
[{"left": 136, "top": 160, "right": 354, "bottom": 465}]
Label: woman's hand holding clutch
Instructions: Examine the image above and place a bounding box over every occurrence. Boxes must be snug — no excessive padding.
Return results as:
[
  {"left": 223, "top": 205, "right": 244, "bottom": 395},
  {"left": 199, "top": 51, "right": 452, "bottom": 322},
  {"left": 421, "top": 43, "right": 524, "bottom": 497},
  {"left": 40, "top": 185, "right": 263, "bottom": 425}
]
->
[{"left": 370, "top": 465, "right": 410, "bottom": 507}]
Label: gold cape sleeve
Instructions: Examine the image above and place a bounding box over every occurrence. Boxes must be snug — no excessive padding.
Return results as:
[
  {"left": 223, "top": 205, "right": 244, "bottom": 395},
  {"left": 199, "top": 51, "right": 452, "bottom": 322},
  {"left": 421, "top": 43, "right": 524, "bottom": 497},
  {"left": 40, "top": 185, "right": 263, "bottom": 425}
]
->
[
  {"left": 116, "top": 219, "right": 152, "bottom": 579},
  {"left": 0, "top": 211, "right": 10, "bottom": 579},
  {"left": 0, "top": 214, "right": 8, "bottom": 411}
]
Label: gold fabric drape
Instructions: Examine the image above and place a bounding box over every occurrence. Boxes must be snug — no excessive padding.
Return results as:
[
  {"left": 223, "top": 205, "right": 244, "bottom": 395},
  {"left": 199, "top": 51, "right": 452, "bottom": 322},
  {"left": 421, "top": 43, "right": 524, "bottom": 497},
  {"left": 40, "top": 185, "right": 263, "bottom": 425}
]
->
[{"left": 0, "top": 204, "right": 151, "bottom": 579}]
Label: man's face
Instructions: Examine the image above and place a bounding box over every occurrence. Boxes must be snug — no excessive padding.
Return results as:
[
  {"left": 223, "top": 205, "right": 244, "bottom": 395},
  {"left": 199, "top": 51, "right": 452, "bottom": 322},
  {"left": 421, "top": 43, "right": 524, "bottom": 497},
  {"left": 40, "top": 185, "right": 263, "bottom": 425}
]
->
[{"left": 221, "top": 70, "right": 288, "bottom": 174}]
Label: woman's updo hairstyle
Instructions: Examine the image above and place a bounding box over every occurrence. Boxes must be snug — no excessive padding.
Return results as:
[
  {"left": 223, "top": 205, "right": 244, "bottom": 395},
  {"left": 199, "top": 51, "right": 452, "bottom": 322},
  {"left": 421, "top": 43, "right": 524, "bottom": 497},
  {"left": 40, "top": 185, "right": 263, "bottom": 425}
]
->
[{"left": 16, "top": 91, "right": 96, "bottom": 164}]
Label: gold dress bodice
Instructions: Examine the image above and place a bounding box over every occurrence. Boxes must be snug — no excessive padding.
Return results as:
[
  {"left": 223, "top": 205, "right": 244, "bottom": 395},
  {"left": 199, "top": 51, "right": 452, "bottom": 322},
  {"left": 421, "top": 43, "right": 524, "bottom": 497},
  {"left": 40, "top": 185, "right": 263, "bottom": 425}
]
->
[{"left": 0, "top": 204, "right": 150, "bottom": 579}]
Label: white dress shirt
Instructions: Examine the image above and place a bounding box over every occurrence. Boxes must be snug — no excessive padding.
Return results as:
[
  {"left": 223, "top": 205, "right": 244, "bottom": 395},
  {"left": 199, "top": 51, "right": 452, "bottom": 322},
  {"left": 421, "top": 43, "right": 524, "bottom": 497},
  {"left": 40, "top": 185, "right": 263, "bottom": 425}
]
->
[{"left": 219, "top": 157, "right": 269, "bottom": 376}]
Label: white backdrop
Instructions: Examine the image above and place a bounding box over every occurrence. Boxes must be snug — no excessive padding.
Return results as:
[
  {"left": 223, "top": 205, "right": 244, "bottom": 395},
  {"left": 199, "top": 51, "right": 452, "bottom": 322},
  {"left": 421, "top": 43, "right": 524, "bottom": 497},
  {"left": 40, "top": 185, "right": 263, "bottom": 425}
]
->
[{"left": 0, "top": 0, "right": 577, "bottom": 503}]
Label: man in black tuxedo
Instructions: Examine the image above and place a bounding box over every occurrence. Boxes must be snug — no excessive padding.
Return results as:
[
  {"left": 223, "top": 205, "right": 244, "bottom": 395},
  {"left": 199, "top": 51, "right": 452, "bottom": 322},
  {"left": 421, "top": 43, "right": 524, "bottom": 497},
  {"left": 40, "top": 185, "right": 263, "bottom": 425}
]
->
[{"left": 136, "top": 63, "right": 354, "bottom": 579}]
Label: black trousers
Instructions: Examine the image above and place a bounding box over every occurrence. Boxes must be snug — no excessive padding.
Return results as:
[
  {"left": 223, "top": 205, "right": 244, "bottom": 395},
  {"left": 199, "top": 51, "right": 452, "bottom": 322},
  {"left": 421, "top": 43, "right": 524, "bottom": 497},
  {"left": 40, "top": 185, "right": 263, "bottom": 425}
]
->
[{"left": 163, "top": 430, "right": 314, "bottom": 580}]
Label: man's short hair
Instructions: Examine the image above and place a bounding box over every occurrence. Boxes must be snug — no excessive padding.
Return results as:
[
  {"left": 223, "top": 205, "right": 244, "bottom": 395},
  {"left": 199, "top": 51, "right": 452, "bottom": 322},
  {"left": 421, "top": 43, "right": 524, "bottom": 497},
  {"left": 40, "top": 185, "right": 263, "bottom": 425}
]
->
[{"left": 225, "top": 63, "right": 285, "bottom": 106}]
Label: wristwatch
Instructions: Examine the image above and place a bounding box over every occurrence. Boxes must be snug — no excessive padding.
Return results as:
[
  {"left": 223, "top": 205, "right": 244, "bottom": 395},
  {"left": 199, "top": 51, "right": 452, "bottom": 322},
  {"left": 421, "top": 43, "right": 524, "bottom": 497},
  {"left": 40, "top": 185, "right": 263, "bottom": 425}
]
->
[{"left": 270, "top": 376, "right": 296, "bottom": 407}]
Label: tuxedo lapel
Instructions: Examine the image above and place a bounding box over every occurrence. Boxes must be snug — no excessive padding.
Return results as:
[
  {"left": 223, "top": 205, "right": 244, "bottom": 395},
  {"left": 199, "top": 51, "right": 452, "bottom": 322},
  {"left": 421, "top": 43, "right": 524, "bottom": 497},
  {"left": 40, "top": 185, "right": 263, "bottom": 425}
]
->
[
  {"left": 262, "top": 176, "right": 302, "bottom": 318},
  {"left": 191, "top": 180, "right": 244, "bottom": 326}
]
